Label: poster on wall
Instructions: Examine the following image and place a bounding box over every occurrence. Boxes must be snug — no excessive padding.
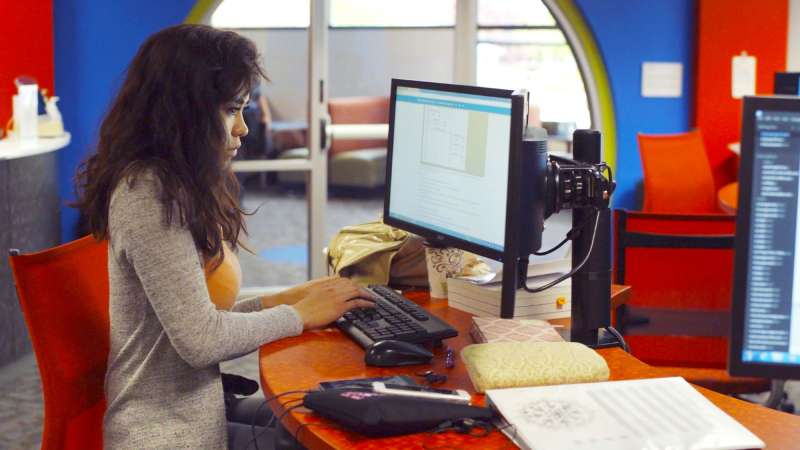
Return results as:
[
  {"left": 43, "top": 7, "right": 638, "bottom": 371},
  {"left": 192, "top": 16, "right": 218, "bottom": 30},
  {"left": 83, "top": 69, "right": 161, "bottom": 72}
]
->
[{"left": 641, "top": 62, "right": 683, "bottom": 98}]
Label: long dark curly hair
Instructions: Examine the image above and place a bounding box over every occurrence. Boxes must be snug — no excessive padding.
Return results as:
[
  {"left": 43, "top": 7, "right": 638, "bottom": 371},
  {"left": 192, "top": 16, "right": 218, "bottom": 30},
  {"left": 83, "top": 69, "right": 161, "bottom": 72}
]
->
[{"left": 73, "top": 24, "right": 266, "bottom": 268}]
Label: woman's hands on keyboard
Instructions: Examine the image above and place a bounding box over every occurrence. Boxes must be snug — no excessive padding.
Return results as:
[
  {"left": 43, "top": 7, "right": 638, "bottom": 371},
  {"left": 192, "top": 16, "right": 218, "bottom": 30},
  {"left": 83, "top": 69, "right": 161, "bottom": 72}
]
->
[{"left": 291, "top": 278, "right": 376, "bottom": 330}]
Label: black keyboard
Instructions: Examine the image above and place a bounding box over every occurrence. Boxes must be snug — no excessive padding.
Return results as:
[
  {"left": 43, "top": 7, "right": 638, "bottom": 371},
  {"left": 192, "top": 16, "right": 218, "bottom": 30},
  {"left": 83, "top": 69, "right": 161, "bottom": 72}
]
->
[{"left": 336, "top": 285, "right": 459, "bottom": 348}]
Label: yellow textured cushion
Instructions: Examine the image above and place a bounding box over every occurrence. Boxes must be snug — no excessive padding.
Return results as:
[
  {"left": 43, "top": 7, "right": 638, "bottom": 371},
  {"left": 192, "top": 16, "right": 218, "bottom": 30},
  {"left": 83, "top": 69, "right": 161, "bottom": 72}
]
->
[{"left": 461, "top": 342, "right": 609, "bottom": 393}]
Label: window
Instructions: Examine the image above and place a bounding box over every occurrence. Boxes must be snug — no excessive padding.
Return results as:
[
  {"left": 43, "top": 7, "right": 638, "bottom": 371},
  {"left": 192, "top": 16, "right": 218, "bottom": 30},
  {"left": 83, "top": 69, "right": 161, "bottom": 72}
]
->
[
  {"left": 478, "top": 0, "right": 555, "bottom": 27},
  {"left": 330, "top": 0, "right": 454, "bottom": 27},
  {"left": 211, "top": 0, "right": 454, "bottom": 29},
  {"left": 211, "top": 0, "right": 310, "bottom": 28},
  {"left": 477, "top": 0, "right": 590, "bottom": 130}
]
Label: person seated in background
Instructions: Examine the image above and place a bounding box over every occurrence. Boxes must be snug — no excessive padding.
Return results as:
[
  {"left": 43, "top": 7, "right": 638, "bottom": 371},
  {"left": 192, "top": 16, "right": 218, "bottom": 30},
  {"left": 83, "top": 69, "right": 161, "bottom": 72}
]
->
[
  {"left": 73, "top": 24, "right": 374, "bottom": 450},
  {"left": 235, "top": 83, "right": 277, "bottom": 193},
  {"left": 242, "top": 84, "right": 275, "bottom": 159}
]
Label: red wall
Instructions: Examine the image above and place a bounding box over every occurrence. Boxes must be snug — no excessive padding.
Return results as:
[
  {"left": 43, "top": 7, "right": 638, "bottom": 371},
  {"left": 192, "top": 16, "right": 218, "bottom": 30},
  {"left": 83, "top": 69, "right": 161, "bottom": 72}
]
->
[
  {"left": 695, "top": 0, "right": 788, "bottom": 188},
  {"left": 0, "top": 0, "right": 54, "bottom": 133}
]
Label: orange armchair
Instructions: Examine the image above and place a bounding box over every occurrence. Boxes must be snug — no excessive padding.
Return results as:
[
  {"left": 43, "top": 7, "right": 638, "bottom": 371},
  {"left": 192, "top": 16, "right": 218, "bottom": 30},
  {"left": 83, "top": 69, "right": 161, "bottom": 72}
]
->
[
  {"left": 277, "top": 96, "right": 389, "bottom": 188},
  {"left": 9, "top": 236, "right": 109, "bottom": 450},
  {"left": 327, "top": 96, "right": 389, "bottom": 158},
  {"left": 613, "top": 209, "right": 769, "bottom": 395},
  {"left": 638, "top": 129, "right": 720, "bottom": 213}
]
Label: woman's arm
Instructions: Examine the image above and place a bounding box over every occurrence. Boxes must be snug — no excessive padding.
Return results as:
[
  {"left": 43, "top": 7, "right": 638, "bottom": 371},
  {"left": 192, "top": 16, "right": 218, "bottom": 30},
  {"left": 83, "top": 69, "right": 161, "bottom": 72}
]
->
[
  {"left": 110, "top": 175, "right": 373, "bottom": 367},
  {"left": 255, "top": 277, "right": 338, "bottom": 309},
  {"left": 110, "top": 175, "right": 304, "bottom": 368},
  {"left": 229, "top": 277, "right": 339, "bottom": 312}
]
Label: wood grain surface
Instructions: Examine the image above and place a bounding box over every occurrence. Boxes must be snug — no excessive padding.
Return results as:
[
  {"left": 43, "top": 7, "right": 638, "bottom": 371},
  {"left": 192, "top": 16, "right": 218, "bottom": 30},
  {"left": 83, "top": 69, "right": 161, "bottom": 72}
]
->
[{"left": 259, "top": 286, "right": 798, "bottom": 449}]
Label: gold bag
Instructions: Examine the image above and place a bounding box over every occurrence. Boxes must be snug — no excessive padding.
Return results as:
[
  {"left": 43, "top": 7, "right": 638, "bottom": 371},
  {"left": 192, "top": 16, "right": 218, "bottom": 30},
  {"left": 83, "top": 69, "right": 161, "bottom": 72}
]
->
[
  {"left": 328, "top": 220, "right": 412, "bottom": 286},
  {"left": 328, "top": 219, "right": 492, "bottom": 287}
]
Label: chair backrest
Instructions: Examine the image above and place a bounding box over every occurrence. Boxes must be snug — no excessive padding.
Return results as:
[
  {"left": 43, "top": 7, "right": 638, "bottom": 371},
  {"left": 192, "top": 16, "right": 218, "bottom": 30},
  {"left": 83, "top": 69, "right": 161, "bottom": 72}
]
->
[
  {"left": 328, "top": 96, "right": 389, "bottom": 157},
  {"left": 613, "top": 209, "right": 735, "bottom": 369},
  {"left": 638, "top": 129, "right": 719, "bottom": 213},
  {"left": 9, "top": 235, "right": 109, "bottom": 450}
]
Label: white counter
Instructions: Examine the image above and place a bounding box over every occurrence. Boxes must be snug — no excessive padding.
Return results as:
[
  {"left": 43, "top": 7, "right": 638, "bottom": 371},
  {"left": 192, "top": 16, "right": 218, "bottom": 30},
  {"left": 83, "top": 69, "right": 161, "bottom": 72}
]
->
[{"left": 0, "top": 133, "right": 71, "bottom": 160}]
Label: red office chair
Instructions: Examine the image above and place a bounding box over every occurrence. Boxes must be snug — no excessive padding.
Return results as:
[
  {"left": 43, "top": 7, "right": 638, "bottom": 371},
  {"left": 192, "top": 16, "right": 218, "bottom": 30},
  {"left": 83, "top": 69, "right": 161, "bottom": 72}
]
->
[
  {"left": 638, "top": 129, "right": 720, "bottom": 214},
  {"left": 614, "top": 209, "right": 770, "bottom": 394},
  {"left": 9, "top": 235, "right": 109, "bottom": 450}
]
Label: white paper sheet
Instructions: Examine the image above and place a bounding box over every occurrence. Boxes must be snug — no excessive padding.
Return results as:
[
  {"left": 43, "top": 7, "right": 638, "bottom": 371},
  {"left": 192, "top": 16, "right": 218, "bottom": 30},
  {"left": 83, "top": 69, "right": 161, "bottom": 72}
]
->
[{"left": 487, "top": 377, "right": 764, "bottom": 450}]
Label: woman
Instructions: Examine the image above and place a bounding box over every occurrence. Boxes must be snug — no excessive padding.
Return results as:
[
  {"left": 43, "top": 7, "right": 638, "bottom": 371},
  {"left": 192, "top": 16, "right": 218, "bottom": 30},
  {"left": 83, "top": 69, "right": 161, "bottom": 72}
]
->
[{"left": 74, "top": 24, "right": 374, "bottom": 449}]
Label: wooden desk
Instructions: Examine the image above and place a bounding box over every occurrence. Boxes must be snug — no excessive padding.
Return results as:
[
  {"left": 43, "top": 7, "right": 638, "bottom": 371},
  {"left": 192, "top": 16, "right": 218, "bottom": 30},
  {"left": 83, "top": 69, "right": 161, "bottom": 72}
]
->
[
  {"left": 259, "top": 289, "right": 800, "bottom": 449},
  {"left": 718, "top": 182, "right": 739, "bottom": 214}
]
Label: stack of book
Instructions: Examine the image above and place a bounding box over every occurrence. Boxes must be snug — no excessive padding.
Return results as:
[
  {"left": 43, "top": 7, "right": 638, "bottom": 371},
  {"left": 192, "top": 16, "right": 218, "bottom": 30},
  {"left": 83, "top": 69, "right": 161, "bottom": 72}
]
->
[
  {"left": 446, "top": 259, "right": 571, "bottom": 319},
  {"left": 469, "top": 317, "right": 564, "bottom": 343}
]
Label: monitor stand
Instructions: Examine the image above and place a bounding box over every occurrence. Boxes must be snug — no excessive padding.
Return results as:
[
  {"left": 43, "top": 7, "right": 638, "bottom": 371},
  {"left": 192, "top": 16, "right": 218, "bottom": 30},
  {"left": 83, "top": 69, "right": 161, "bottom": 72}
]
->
[
  {"left": 499, "top": 129, "right": 623, "bottom": 350},
  {"left": 499, "top": 206, "right": 617, "bottom": 349}
]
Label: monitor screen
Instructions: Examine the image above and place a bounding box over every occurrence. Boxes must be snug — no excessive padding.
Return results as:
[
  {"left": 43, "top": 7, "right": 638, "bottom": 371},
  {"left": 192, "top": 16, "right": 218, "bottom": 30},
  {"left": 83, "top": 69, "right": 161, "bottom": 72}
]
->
[
  {"left": 383, "top": 79, "right": 522, "bottom": 260},
  {"left": 774, "top": 72, "right": 800, "bottom": 96},
  {"left": 730, "top": 95, "right": 800, "bottom": 379}
]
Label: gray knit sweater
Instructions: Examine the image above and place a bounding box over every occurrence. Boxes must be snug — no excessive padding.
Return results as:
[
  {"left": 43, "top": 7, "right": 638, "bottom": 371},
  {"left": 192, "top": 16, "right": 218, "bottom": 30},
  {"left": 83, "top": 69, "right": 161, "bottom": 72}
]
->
[{"left": 103, "top": 173, "right": 303, "bottom": 449}]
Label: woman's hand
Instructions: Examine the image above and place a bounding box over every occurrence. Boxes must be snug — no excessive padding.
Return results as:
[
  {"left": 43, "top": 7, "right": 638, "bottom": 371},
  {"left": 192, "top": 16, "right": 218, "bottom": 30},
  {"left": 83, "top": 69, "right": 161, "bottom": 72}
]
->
[
  {"left": 291, "top": 278, "right": 376, "bottom": 330},
  {"left": 260, "top": 276, "right": 337, "bottom": 308}
]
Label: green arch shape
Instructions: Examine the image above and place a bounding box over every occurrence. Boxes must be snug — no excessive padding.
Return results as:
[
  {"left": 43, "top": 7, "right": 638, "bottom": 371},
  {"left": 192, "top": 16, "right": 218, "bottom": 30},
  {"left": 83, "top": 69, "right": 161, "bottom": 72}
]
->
[
  {"left": 546, "top": 0, "right": 617, "bottom": 173},
  {"left": 185, "top": 0, "right": 220, "bottom": 24}
]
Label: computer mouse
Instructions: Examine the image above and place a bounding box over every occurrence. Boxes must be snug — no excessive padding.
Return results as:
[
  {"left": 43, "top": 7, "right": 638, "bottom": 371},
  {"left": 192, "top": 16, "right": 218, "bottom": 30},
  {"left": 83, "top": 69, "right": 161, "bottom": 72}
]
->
[{"left": 364, "top": 340, "right": 434, "bottom": 367}]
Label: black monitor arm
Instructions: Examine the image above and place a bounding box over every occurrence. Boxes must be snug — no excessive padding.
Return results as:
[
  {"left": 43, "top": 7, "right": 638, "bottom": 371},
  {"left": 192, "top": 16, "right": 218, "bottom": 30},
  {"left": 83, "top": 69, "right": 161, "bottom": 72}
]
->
[{"left": 500, "top": 129, "right": 621, "bottom": 349}]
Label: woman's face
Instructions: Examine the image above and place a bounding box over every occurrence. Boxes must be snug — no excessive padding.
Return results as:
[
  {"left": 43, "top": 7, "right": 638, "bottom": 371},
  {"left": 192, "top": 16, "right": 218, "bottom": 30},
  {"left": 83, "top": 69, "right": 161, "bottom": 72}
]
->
[{"left": 220, "top": 94, "right": 250, "bottom": 160}]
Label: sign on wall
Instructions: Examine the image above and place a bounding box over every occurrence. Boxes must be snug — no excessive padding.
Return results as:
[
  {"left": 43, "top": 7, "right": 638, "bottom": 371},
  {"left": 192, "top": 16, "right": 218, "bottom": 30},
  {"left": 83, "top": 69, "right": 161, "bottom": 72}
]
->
[
  {"left": 641, "top": 62, "right": 683, "bottom": 98},
  {"left": 732, "top": 51, "right": 757, "bottom": 99}
]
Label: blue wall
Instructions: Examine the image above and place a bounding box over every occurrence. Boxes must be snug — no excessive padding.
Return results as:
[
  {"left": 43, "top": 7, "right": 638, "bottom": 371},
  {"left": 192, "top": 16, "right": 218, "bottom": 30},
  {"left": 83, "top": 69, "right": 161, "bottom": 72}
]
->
[
  {"left": 54, "top": 0, "right": 196, "bottom": 241},
  {"left": 574, "top": 0, "right": 696, "bottom": 209}
]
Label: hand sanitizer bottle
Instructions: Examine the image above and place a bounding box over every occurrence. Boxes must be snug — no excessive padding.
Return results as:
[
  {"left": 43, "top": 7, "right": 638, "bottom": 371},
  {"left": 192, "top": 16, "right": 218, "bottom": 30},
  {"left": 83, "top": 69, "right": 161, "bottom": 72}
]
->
[{"left": 13, "top": 77, "right": 38, "bottom": 141}]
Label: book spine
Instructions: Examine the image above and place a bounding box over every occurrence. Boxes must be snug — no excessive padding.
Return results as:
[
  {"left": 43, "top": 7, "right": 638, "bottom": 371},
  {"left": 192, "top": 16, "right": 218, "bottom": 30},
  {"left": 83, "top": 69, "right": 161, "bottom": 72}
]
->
[
  {"left": 469, "top": 323, "right": 487, "bottom": 343},
  {"left": 450, "top": 298, "right": 570, "bottom": 319},
  {"left": 447, "top": 287, "right": 570, "bottom": 308},
  {"left": 448, "top": 291, "right": 570, "bottom": 312},
  {"left": 447, "top": 281, "right": 570, "bottom": 307},
  {"left": 449, "top": 300, "right": 489, "bottom": 317}
]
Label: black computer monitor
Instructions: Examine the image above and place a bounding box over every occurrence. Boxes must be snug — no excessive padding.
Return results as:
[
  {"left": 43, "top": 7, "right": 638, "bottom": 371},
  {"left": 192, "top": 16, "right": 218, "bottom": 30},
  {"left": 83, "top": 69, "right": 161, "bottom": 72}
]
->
[
  {"left": 729, "top": 95, "right": 800, "bottom": 379},
  {"left": 383, "top": 79, "right": 613, "bottom": 339},
  {"left": 383, "top": 79, "right": 527, "bottom": 262},
  {"left": 774, "top": 72, "right": 800, "bottom": 96}
]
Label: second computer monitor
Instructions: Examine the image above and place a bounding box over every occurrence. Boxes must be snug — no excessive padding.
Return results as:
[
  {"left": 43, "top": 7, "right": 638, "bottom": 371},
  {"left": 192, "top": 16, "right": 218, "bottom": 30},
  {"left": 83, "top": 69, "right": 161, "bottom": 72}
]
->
[
  {"left": 774, "top": 72, "right": 800, "bottom": 96},
  {"left": 729, "top": 95, "right": 800, "bottom": 379},
  {"left": 383, "top": 79, "right": 524, "bottom": 261}
]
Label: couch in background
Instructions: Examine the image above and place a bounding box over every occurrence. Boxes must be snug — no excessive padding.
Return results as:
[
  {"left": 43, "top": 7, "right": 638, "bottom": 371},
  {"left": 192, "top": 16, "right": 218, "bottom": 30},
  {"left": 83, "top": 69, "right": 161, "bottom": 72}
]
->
[{"left": 277, "top": 96, "right": 389, "bottom": 189}]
